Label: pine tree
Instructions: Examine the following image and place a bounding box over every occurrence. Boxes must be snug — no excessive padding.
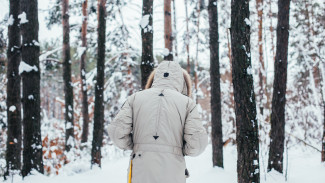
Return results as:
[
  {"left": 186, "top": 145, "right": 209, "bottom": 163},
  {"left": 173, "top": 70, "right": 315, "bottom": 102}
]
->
[
  {"left": 91, "top": 0, "right": 106, "bottom": 166},
  {"left": 80, "top": 0, "right": 90, "bottom": 144},
  {"left": 62, "top": 0, "right": 74, "bottom": 152},
  {"left": 20, "top": 0, "right": 44, "bottom": 176},
  {"left": 164, "top": 0, "right": 173, "bottom": 61},
  {"left": 231, "top": 0, "right": 260, "bottom": 182},
  {"left": 140, "top": 0, "right": 154, "bottom": 89},
  {"left": 267, "top": 0, "right": 291, "bottom": 173},
  {"left": 208, "top": 0, "right": 223, "bottom": 168},
  {"left": 5, "top": 0, "right": 22, "bottom": 176}
]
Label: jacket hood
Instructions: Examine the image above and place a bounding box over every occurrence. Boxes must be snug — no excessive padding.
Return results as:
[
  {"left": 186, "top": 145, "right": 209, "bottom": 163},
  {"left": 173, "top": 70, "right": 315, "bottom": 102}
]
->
[{"left": 145, "top": 61, "right": 192, "bottom": 97}]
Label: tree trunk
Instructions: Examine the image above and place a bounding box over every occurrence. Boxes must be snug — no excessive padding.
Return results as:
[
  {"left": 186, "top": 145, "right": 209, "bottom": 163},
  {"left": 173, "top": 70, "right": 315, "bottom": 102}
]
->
[
  {"left": 256, "top": 0, "right": 265, "bottom": 115},
  {"left": 62, "top": 0, "right": 74, "bottom": 152},
  {"left": 319, "top": 63, "right": 325, "bottom": 162},
  {"left": 184, "top": 0, "right": 190, "bottom": 73},
  {"left": 20, "top": 0, "right": 44, "bottom": 176},
  {"left": 194, "top": 0, "right": 202, "bottom": 104},
  {"left": 5, "top": 0, "right": 22, "bottom": 176},
  {"left": 172, "top": 0, "right": 178, "bottom": 59},
  {"left": 91, "top": 0, "right": 106, "bottom": 167},
  {"left": 140, "top": 0, "right": 154, "bottom": 89},
  {"left": 267, "top": 0, "right": 290, "bottom": 174},
  {"left": 80, "top": 0, "right": 90, "bottom": 144},
  {"left": 208, "top": 0, "right": 223, "bottom": 168},
  {"left": 268, "top": 0, "right": 275, "bottom": 60},
  {"left": 164, "top": 0, "right": 173, "bottom": 61},
  {"left": 231, "top": 0, "right": 260, "bottom": 182}
]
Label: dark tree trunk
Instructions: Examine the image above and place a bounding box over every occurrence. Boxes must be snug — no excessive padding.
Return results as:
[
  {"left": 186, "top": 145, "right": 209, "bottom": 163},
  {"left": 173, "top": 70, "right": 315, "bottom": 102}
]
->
[
  {"left": 164, "top": 0, "right": 173, "bottom": 61},
  {"left": 91, "top": 0, "right": 106, "bottom": 167},
  {"left": 267, "top": 0, "right": 290, "bottom": 173},
  {"left": 231, "top": 0, "right": 260, "bottom": 182},
  {"left": 20, "top": 0, "right": 44, "bottom": 176},
  {"left": 140, "top": 0, "right": 154, "bottom": 89},
  {"left": 62, "top": 0, "right": 74, "bottom": 152},
  {"left": 208, "top": 0, "right": 223, "bottom": 168},
  {"left": 5, "top": 0, "right": 22, "bottom": 176},
  {"left": 80, "top": 0, "right": 90, "bottom": 144}
]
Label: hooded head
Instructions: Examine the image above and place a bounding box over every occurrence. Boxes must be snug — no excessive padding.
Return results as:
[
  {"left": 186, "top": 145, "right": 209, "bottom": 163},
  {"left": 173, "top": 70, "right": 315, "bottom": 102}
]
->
[{"left": 145, "top": 61, "right": 192, "bottom": 97}]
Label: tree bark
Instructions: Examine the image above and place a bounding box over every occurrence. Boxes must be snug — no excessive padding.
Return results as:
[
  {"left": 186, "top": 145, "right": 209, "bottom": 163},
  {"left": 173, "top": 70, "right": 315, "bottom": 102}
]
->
[
  {"left": 268, "top": 0, "right": 275, "bottom": 60},
  {"left": 5, "top": 0, "right": 22, "bottom": 176},
  {"left": 267, "top": 0, "right": 290, "bottom": 173},
  {"left": 80, "top": 0, "right": 90, "bottom": 144},
  {"left": 20, "top": 0, "right": 44, "bottom": 176},
  {"left": 231, "top": 0, "right": 260, "bottom": 182},
  {"left": 208, "top": 0, "right": 223, "bottom": 168},
  {"left": 164, "top": 0, "right": 173, "bottom": 61},
  {"left": 140, "top": 0, "right": 154, "bottom": 89},
  {"left": 184, "top": 0, "right": 190, "bottom": 73},
  {"left": 319, "top": 63, "right": 325, "bottom": 162},
  {"left": 172, "top": 0, "right": 178, "bottom": 58},
  {"left": 256, "top": 0, "right": 265, "bottom": 115},
  {"left": 91, "top": 0, "right": 106, "bottom": 167},
  {"left": 194, "top": 0, "right": 202, "bottom": 104},
  {"left": 62, "top": 0, "right": 74, "bottom": 152}
]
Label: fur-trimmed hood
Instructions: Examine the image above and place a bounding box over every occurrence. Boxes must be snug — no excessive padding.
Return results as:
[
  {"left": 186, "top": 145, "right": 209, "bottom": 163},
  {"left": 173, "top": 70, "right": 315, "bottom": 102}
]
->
[{"left": 145, "top": 61, "right": 192, "bottom": 97}]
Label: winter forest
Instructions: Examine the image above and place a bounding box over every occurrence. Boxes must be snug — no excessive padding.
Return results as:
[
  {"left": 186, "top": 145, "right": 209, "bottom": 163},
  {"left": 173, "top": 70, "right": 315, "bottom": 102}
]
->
[{"left": 0, "top": 0, "right": 324, "bottom": 182}]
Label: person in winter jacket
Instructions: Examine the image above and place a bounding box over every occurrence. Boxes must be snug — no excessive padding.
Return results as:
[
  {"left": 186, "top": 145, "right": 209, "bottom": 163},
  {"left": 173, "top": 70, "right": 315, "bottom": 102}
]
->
[{"left": 107, "top": 61, "right": 208, "bottom": 183}]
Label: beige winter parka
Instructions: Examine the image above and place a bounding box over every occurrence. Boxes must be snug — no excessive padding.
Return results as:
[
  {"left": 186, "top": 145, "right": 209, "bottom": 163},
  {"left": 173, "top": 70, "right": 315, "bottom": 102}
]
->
[{"left": 107, "top": 61, "right": 208, "bottom": 183}]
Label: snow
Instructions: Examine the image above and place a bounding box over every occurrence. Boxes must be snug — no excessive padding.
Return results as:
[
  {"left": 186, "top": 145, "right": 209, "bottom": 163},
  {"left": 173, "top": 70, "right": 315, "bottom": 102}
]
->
[
  {"left": 247, "top": 66, "right": 253, "bottom": 75},
  {"left": 139, "top": 14, "right": 150, "bottom": 29},
  {"left": 18, "top": 12, "right": 29, "bottom": 24},
  {"left": 19, "top": 61, "right": 38, "bottom": 75},
  {"left": 244, "top": 18, "right": 251, "bottom": 26},
  {"left": 8, "top": 14, "right": 14, "bottom": 26},
  {"left": 77, "top": 47, "right": 86, "bottom": 57},
  {"left": 162, "top": 48, "right": 170, "bottom": 56},
  {"left": 33, "top": 40, "right": 40, "bottom": 46},
  {"left": 66, "top": 122, "right": 73, "bottom": 129},
  {"left": 3, "top": 145, "right": 325, "bottom": 183},
  {"left": 9, "top": 105, "right": 16, "bottom": 112}
]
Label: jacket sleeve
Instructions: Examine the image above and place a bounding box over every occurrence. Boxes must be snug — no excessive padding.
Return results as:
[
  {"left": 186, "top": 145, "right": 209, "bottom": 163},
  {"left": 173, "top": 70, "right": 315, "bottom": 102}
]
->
[
  {"left": 183, "top": 99, "right": 208, "bottom": 157},
  {"left": 107, "top": 96, "right": 134, "bottom": 150}
]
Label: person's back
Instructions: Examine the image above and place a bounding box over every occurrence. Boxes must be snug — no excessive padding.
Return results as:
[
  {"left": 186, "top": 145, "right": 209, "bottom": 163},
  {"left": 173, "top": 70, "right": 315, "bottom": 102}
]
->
[{"left": 108, "top": 61, "right": 208, "bottom": 183}]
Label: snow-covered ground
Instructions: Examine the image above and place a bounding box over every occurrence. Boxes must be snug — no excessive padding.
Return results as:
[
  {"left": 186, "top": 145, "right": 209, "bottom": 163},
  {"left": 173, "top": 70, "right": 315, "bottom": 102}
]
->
[{"left": 3, "top": 145, "right": 325, "bottom": 183}]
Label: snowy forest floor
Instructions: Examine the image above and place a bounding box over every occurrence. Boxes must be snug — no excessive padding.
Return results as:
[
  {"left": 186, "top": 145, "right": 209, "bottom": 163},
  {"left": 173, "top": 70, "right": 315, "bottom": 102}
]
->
[{"left": 3, "top": 145, "right": 325, "bottom": 183}]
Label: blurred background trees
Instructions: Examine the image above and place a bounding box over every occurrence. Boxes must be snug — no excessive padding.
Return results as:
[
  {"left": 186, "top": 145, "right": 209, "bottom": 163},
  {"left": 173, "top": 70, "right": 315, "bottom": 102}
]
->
[{"left": 0, "top": 0, "right": 324, "bottom": 180}]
